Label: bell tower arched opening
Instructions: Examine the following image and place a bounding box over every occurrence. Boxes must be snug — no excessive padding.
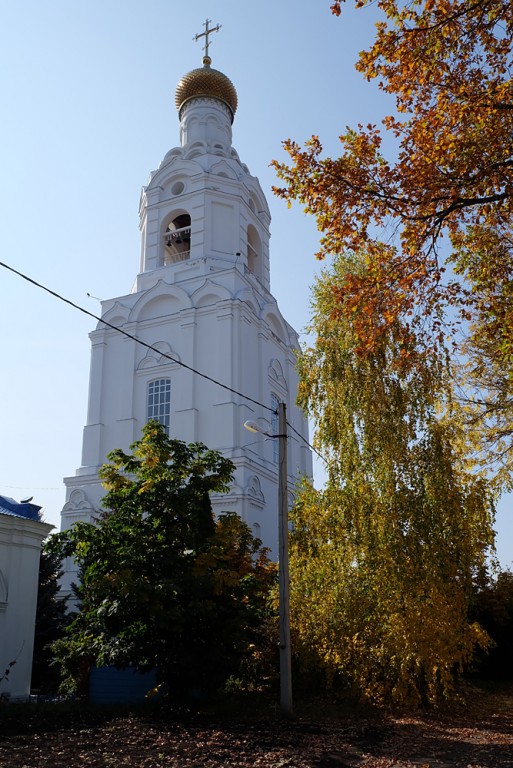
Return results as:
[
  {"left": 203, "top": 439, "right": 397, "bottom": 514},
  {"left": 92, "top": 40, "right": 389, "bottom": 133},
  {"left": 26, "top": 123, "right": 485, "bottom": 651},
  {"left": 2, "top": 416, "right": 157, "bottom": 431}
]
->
[
  {"left": 163, "top": 213, "right": 191, "bottom": 265},
  {"left": 247, "top": 224, "right": 261, "bottom": 280}
]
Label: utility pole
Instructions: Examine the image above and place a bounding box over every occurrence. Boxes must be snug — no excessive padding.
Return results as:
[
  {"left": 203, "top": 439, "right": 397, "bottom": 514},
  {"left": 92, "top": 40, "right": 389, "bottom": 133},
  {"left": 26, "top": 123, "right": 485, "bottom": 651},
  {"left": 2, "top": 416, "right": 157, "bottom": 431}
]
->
[{"left": 278, "top": 402, "right": 292, "bottom": 716}]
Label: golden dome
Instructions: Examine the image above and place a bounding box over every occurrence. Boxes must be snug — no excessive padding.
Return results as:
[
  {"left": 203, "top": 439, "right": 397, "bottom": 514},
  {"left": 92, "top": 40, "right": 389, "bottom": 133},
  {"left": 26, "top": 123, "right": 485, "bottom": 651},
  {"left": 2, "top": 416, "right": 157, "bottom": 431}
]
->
[{"left": 175, "top": 57, "right": 238, "bottom": 122}]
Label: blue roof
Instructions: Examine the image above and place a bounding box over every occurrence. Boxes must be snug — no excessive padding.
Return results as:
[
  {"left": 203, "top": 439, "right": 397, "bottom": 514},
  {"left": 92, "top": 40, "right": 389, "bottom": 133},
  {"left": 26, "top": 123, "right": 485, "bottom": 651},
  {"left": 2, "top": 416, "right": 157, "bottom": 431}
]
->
[{"left": 0, "top": 495, "right": 42, "bottom": 521}]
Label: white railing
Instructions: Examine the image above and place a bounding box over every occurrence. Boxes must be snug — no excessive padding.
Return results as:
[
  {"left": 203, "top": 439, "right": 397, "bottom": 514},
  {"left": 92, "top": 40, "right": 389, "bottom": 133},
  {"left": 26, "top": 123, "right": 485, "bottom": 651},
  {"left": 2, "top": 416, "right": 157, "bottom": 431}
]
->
[{"left": 164, "top": 225, "right": 191, "bottom": 245}]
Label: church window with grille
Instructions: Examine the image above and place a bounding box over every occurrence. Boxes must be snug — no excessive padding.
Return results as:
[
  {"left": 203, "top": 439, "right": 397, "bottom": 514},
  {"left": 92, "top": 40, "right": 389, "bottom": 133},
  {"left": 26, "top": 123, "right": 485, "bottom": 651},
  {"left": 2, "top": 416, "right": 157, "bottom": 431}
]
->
[{"left": 147, "top": 379, "right": 171, "bottom": 435}]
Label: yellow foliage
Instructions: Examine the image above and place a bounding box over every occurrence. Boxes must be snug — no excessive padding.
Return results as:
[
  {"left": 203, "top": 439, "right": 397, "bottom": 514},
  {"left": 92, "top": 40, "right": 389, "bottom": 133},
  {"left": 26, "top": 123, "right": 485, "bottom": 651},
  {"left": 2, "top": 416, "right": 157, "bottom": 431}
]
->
[
  {"left": 290, "top": 253, "right": 495, "bottom": 707},
  {"left": 274, "top": 0, "right": 513, "bottom": 484}
]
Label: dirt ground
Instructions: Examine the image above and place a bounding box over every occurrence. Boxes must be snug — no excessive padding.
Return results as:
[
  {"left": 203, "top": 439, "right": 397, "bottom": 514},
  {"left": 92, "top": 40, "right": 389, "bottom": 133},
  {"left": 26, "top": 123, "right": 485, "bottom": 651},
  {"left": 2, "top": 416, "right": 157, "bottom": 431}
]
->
[{"left": 1, "top": 684, "right": 513, "bottom": 768}]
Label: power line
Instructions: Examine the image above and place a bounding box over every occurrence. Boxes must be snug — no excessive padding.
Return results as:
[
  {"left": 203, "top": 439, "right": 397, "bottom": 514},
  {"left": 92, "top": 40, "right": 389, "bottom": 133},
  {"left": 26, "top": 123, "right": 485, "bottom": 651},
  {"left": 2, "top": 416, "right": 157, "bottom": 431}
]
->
[
  {"left": 0, "top": 260, "right": 324, "bottom": 461},
  {"left": 1, "top": 260, "right": 272, "bottom": 413},
  {"left": 287, "top": 421, "right": 326, "bottom": 464},
  {"left": 0, "top": 483, "right": 61, "bottom": 492}
]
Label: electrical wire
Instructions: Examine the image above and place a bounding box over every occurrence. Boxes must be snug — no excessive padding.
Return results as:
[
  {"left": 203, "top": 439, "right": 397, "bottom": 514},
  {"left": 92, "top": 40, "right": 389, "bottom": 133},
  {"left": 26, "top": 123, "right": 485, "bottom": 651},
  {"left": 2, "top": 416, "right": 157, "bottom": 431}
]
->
[
  {"left": 0, "top": 260, "right": 324, "bottom": 462},
  {"left": 287, "top": 421, "right": 326, "bottom": 463},
  {"left": 1, "top": 261, "right": 272, "bottom": 413}
]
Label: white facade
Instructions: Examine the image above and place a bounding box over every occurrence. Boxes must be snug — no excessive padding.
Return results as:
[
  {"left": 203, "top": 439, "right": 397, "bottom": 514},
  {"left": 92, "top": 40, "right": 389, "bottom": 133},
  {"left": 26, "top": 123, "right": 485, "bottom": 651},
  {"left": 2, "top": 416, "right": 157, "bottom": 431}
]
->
[
  {"left": 0, "top": 510, "right": 52, "bottom": 700},
  {"left": 60, "top": 57, "right": 311, "bottom": 593}
]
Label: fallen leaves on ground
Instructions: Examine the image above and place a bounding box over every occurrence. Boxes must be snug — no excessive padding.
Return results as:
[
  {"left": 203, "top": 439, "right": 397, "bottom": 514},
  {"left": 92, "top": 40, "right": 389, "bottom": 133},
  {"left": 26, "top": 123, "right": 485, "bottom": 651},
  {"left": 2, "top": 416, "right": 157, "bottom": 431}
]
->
[{"left": 1, "top": 684, "right": 513, "bottom": 768}]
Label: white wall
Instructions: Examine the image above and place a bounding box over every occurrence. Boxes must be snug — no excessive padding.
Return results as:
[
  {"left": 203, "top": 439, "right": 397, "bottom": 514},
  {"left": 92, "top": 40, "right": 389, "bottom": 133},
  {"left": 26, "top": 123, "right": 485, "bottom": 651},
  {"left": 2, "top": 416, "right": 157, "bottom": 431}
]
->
[{"left": 0, "top": 514, "right": 52, "bottom": 700}]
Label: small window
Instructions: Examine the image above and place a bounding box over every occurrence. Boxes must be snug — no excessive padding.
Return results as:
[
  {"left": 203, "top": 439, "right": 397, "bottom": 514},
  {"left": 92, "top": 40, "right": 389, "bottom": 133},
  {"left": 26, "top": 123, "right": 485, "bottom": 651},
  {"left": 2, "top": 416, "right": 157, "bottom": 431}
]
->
[
  {"left": 271, "top": 393, "right": 280, "bottom": 463},
  {"left": 147, "top": 379, "right": 171, "bottom": 435}
]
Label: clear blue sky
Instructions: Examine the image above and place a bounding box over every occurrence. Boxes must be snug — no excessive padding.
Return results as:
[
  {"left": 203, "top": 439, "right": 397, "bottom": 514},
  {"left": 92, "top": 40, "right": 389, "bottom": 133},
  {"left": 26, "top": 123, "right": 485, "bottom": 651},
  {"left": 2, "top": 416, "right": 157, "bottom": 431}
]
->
[{"left": 1, "top": 0, "right": 511, "bottom": 568}]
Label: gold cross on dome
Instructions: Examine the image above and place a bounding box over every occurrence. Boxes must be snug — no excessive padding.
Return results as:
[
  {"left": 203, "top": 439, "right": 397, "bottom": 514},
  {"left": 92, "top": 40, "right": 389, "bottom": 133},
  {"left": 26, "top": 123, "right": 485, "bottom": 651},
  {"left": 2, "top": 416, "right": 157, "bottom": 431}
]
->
[{"left": 193, "top": 18, "right": 222, "bottom": 60}]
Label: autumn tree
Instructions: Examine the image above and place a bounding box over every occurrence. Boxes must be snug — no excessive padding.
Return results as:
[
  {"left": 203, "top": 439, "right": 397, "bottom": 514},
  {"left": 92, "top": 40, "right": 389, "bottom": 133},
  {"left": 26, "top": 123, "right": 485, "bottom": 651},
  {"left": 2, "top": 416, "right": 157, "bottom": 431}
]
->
[
  {"left": 49, "top": 422, "right": 276, "bottom": 697},
  {"left": 289, "top": 254, "right": 495, "bottom": 706},
  {"left": 273, "top": 0, "right": 513, "bottom": 480},
  {"left": 452, "top": 226, "right": 513, "bottom": 487}
]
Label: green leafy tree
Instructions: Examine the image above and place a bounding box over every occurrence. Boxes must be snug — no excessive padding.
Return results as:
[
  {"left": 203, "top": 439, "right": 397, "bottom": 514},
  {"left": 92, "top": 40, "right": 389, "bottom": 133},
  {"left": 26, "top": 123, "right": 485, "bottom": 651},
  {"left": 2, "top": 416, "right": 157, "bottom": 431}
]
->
[
  {"left": 290, "top": 254, "right": 495, "bottom": 706},
  {"left": 49, "top": 421, "right": 276, "bottom": 697},
  {"left": 31, "top": 545, "right": 69, "bottom": 694}
]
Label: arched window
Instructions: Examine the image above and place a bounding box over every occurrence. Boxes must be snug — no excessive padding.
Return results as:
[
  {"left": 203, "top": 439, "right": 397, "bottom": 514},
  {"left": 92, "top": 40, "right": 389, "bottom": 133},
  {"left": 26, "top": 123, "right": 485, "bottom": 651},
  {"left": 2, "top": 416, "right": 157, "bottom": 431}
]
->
[
  {"left": 247, "top": 224, "right": 261, "bottom": 277},
  {"left": 147, "top": 379, "right": 171, "bottom": 435},
  {"left": 164, "top": 213, "right": 191, "bottom": 265}
]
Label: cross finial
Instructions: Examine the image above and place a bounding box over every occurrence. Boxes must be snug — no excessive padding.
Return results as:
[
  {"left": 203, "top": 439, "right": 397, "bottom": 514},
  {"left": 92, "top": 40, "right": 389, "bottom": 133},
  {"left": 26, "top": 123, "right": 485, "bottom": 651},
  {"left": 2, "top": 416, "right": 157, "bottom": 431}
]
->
[{"left": 193, "top": 18, "right": 222, "bottom": 63}]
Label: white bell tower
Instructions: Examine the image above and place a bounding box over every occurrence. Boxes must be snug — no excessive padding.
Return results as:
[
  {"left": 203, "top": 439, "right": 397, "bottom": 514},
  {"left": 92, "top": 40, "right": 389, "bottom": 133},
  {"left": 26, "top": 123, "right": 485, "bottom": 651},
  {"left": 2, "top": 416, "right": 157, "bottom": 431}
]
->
[{"left": 60, "top": 25, "right": 312, "bottom": 593}]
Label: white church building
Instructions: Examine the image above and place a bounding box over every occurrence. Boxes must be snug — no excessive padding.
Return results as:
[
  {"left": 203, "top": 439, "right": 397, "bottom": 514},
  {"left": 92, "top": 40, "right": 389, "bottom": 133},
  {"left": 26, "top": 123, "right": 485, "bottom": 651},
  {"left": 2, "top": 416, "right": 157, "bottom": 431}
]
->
[
  {"left": 60, "top": 29, "right": 311, "bottom": 594},
  {"left": 0, "top": 497, "right": 52, "bottom": 700}
]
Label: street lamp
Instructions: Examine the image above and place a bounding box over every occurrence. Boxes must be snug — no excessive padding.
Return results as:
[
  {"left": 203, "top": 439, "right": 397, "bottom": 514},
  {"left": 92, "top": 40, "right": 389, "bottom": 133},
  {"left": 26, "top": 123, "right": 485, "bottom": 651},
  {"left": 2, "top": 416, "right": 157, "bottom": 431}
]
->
[{"left": 244, "top": 402, "right": 292, "bottom": 717}]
